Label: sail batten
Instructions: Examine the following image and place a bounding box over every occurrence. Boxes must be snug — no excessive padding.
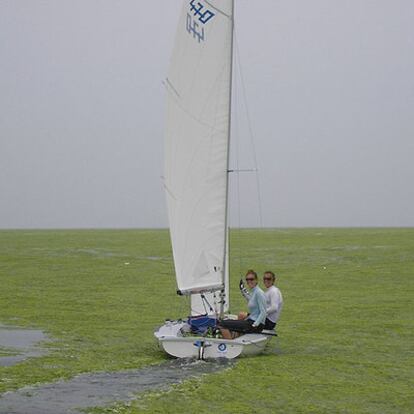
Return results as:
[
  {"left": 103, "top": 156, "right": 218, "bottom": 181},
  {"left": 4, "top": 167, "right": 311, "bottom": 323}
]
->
[{"left": 165, "top": 0, "right": 234, "bottom": 301}]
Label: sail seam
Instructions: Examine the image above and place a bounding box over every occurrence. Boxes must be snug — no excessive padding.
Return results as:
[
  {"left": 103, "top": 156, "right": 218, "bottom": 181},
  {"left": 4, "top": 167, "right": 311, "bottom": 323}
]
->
[
  {"left": 204, "top": 1, "right": 231, "bottom": 19},
  {"left": 167, "top": 91, "right": 226, "bottom": 133}
]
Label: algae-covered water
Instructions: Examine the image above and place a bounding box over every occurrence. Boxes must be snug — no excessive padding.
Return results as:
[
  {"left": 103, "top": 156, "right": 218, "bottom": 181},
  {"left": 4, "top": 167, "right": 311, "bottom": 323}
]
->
[{"left": 0, "top": 228, "right": 413, "bottom": 413}]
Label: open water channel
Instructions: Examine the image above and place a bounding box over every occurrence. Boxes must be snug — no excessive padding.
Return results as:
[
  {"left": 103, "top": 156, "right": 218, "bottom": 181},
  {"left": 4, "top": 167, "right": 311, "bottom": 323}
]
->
[{"left": 0, "top": 324, "right": 233, "bottom": 414}]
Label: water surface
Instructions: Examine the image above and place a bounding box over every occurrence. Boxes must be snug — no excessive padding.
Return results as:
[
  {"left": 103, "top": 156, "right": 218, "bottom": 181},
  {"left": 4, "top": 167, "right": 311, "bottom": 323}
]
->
[
  {"left": 0, "top": 358, "right": 233, "bottom": 414},
  {"left": 0, "top": 325, "right": 48, "bottom": 367}
]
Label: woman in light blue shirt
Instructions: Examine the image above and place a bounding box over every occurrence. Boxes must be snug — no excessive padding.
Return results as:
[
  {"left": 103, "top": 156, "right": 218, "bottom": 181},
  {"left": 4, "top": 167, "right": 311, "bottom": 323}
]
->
[{"left": 218, "top": 270, "right": 267, "bottom": 339}]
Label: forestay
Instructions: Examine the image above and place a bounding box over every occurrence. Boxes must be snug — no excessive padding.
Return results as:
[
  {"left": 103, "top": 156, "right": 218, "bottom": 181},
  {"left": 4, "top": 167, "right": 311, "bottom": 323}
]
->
[{"left": 164, "top": 0, "right": 234, "bottom": 296}]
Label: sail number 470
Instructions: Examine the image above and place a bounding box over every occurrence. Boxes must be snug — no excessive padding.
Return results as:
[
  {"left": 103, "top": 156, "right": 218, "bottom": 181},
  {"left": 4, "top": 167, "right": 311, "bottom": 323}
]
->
[
  {"left": 189, "top": 0, "right": 215, "bottom": 24},
  {"left": 186, "top": 1, "right": 215, "bottom": 43}
]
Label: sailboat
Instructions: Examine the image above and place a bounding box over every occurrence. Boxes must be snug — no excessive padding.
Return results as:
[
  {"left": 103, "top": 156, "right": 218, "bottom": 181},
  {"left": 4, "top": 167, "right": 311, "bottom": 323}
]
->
[{"left": 154, "top": 0, "right": 274, "bottom": 359}]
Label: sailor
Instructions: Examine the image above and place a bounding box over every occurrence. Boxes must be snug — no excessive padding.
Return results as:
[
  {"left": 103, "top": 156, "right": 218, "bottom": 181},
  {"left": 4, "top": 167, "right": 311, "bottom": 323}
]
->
[
  {"left": 262, "top": 271, "right": 283, "bottom": 330},
  {"left": 218, "top": 270, "right": 266, "bottom": 339}
]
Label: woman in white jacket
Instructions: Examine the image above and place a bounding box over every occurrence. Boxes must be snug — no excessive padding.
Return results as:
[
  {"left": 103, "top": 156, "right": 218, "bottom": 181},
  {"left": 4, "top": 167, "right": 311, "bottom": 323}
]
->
[{"left": 262, "top": 271, "right": 283, "bottom": 330}]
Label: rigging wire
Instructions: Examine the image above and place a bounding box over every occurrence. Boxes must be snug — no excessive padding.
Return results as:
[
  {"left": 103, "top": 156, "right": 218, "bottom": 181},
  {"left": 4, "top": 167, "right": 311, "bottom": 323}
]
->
[
  {"left": 234, "top": 29, "right": 264, "bottom": 230},
  {"left": 232, "top": 27, "right": 266, "bottom": 276}
]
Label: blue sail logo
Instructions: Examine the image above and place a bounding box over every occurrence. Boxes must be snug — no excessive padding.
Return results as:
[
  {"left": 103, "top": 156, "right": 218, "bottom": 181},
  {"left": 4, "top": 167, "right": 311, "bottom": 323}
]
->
[{"left": 186, "top": 0, "right": 216, "bottom": 43}]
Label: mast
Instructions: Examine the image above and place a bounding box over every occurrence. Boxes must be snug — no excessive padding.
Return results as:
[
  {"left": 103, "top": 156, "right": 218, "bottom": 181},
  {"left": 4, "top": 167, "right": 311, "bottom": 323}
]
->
[{"left": 220, "top": 0, "right": 235, "bottom": 318}]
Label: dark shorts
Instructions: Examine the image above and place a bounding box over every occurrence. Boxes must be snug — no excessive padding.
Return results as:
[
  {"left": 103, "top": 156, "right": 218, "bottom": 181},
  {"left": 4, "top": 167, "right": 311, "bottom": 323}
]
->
[
  {"left": 264, "top": 318, "right": 276, "bottom": 330},
  {"left": 219, "top": 318, "right": 264, "bottom": 334}
]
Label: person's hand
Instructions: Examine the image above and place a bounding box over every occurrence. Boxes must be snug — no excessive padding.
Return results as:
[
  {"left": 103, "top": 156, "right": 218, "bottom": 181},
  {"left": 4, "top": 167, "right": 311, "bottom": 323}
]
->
[
  {"left": 239, "top": 279, "right": 245, "bottom": 291},
  {"left": 239, "top": 279, "right": 250, "bottom": 299},
  {"left": 238, "top": 311, "right": 248, "bottom": 320}
]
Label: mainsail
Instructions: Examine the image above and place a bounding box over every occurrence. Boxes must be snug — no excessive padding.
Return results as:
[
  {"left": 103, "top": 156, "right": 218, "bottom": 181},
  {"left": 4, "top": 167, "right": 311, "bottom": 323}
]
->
[{"left": 164, "top": 0, "right": 234, "bottom": 299}]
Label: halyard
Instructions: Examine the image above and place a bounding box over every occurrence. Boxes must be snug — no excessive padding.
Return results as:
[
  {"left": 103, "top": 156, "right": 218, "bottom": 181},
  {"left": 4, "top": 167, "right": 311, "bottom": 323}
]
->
[{"left": 0, "top": 228, "right": 413, "bottom": 413}]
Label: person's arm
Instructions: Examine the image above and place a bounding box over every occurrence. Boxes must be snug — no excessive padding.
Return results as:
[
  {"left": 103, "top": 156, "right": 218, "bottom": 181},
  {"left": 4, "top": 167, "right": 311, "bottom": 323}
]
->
[
  {"left": 252, "top": 292, "right": 267, "bottom": 327},
  {"left": 266, "top": 289, "right": 280, "bottom": 314}
]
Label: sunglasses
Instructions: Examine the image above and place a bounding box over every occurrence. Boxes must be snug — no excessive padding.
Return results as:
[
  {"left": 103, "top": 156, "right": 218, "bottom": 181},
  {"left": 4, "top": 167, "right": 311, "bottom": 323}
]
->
[
  {"left": 263, "top": 277, "right": 273, "bottom": 281},
  {"left": 245, "top": 277, "right": 255, "bottom": 282}
]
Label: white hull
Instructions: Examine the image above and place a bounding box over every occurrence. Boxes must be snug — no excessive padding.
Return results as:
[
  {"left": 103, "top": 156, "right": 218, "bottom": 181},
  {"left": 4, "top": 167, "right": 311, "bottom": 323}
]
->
[{"left": 154, "top": 320, "right": 274, "bottom": 359}]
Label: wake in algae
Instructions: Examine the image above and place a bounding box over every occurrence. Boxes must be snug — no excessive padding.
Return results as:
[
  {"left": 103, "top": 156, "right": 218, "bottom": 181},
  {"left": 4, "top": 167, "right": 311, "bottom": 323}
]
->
[{"left": 0, "top": 358, "right": 234, "bottom": 414}]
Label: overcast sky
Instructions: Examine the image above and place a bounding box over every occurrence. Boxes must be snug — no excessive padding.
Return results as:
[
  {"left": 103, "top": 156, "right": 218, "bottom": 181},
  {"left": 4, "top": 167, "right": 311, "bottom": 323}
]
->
[{"left": 1, "top": 0, "right": 413, "bottom": 229}]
